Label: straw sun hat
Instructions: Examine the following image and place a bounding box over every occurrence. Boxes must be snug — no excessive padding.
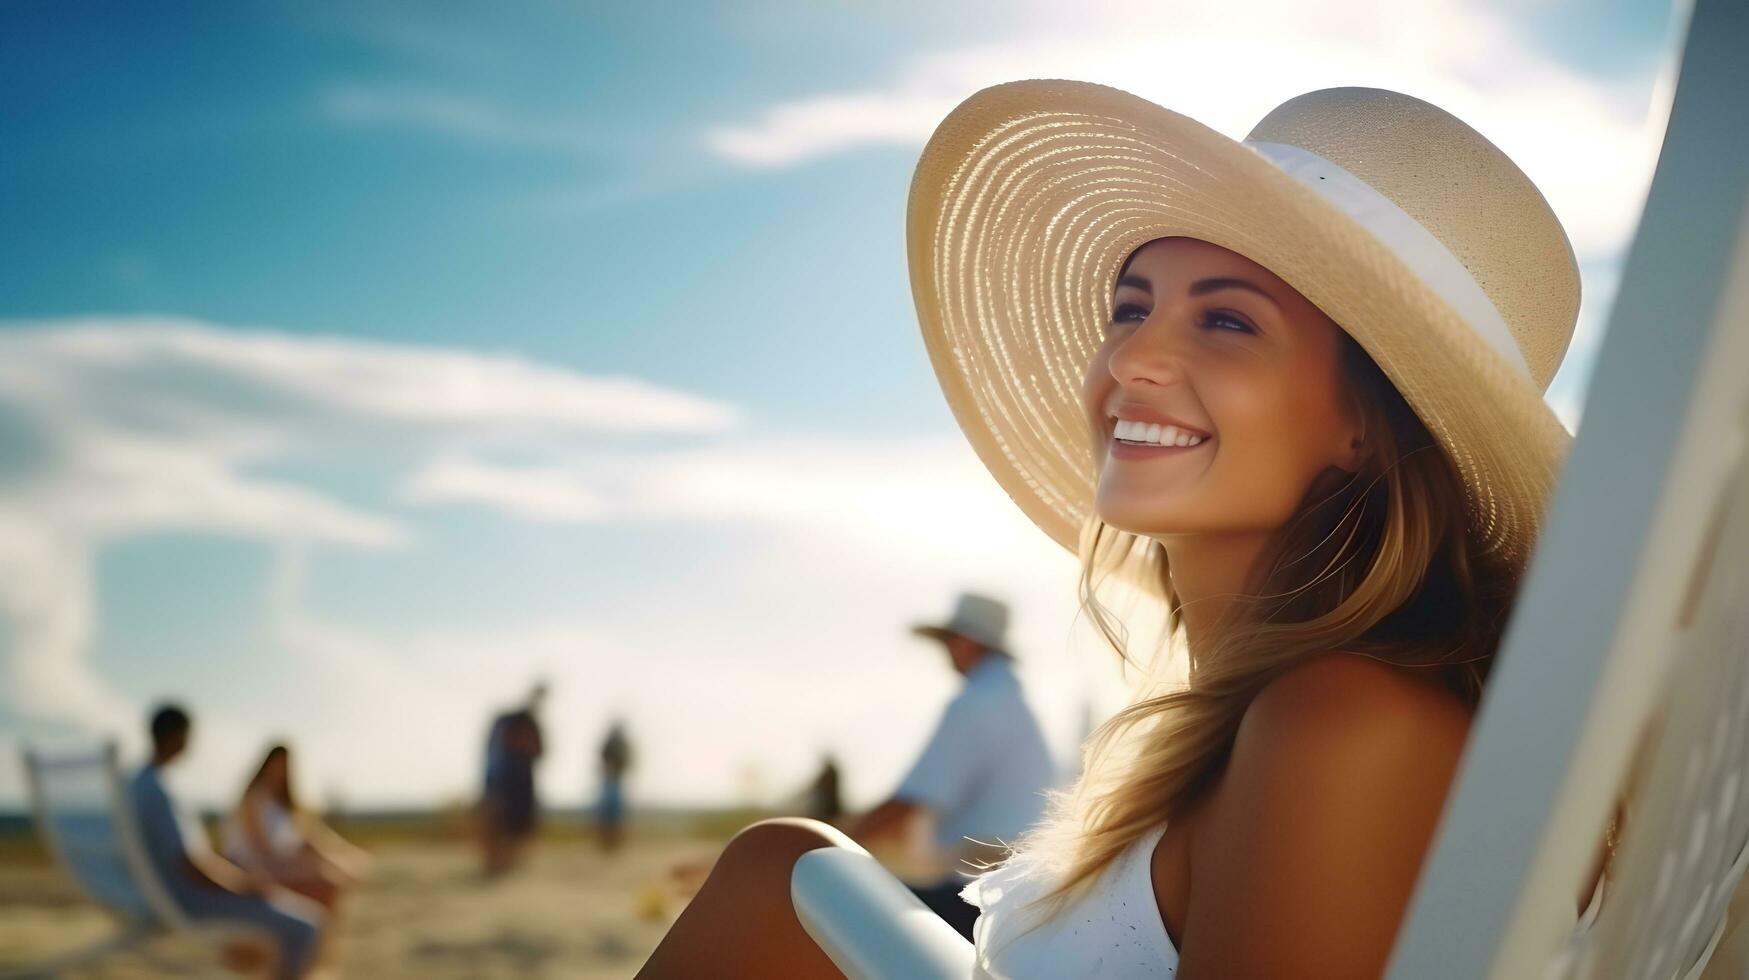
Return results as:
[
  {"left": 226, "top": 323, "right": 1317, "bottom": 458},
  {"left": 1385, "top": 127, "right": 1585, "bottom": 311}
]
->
[{"left": 908, "top": 80, "right": 1581, "bottom": 572}]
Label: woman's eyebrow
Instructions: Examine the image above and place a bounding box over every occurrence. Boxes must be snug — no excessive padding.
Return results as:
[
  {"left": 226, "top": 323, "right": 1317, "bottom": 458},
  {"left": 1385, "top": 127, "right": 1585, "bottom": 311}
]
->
[
  {"left": 1188, "top": 276, "right": 1278, "bottom": 306},
  {"left": 1115, "top": 273, "right": 1151, "bottom": 293}
]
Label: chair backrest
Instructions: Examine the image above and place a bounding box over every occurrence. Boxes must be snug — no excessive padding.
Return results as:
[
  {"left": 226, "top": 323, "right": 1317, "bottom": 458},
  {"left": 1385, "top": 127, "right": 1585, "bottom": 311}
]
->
[
  {"left": 1389, "top": 0, "right": 1749, "bottom": 977},
  {"left": 24, "top": 742, "right": 186, "bottom": 930}
]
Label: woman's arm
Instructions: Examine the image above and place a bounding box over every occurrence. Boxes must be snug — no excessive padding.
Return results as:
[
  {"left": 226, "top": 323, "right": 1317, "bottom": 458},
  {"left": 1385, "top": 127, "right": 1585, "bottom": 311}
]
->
[
  {"left": 1175, "top": 654, "right": 1473, "bottom": 979},
  {"left": 301, "top": 815, "right": 372, "bottom": 880}
]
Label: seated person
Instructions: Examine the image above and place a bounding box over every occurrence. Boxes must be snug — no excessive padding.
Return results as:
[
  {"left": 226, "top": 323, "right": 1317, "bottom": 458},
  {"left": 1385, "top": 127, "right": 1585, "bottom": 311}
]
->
[
  {"left": 129, "top": 704, "right": 325, "bottom": 980},
  {"left": 842, "top": 594, "right": 1060, "bottom": 941},
  {"left": 221, "top": 743, "right": 371, "bottom": 909}
]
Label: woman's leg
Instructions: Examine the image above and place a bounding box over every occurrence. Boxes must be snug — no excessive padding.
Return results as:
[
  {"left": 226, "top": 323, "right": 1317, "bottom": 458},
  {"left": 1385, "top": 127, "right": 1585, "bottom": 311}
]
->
[
  {"left": 279, "top": 870, "right": 342, "bottom": 909},
  {"left": 637, "top": 818, "right": 857, "bottom": 979},
  {"left": 305, "top": 819, "right": 372, "bottom": 882},
  {"left": 264, "top": 849, "right": 339, "bottom": 909}
]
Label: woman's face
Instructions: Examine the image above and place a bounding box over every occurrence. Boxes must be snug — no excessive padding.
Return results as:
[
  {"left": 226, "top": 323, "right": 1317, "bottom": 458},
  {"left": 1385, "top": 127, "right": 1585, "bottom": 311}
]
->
[{"left": 1081, "top": 237, "right": 1363, "bottom": 540}]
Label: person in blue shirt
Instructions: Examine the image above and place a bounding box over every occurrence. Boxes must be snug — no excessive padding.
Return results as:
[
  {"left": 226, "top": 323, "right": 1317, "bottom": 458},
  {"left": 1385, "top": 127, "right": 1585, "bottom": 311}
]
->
[
  {"left": 480, "top": 682, "right": 547, "bottom": 876},
  {"left": 128, "top": 704, "right": 325, "bottom": 979},
  {"left": 596, "top": 720, "right": 634, "bottom": 854}
]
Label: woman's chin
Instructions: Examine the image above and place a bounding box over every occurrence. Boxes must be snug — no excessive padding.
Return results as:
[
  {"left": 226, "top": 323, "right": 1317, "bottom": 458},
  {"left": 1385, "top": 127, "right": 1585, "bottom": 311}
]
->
[{"left": 1093, "top": 503, "right": 1187, "bottom": 539}]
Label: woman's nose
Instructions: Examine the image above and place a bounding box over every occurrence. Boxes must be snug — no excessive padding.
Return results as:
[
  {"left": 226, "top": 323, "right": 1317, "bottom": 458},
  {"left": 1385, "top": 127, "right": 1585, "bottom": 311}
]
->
[{"left": 1106, "top": 309, "right": 1190, "bottom": 387}]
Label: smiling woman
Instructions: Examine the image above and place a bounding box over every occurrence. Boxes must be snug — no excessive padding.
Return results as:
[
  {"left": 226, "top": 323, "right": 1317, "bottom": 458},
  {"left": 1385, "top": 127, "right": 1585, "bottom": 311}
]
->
[
  {"left": 975, "top": 233, "right": 1500, "bottom": 976},
  {"left": 639, "top": 79, "right": 1602, "bottom": 979}
]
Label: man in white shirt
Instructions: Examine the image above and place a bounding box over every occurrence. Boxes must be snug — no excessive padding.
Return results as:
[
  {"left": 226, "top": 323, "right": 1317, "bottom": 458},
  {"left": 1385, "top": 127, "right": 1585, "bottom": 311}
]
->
[{"left": 845, "top": 592, "right": 1061, "bottom": 939}]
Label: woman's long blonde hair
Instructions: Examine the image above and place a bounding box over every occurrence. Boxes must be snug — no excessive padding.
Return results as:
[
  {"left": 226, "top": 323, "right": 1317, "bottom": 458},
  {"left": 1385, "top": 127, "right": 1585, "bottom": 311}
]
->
[{"left": 1016, "top": 329, "right": 1523, "bottom": 909}]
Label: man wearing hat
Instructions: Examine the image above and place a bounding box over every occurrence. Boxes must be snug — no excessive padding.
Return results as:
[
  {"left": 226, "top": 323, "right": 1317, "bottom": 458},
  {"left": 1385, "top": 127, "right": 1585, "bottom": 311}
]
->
[{"left": 844, "top": 592, "right": 1060, "bottom": 940}]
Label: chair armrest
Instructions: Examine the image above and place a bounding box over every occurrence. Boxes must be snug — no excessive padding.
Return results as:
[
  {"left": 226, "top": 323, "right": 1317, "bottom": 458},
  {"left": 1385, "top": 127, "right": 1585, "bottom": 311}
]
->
[{"left": 791, "top": 847, "right": 976, "bottom": 980}]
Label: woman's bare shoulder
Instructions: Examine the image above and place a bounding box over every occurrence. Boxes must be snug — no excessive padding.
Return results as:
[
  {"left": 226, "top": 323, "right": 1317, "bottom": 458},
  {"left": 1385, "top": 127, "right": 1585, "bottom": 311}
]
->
[
  {"left": 1216, "top": 651, "right": 1474, "bottom": 855},
  {"left": 1239, "top": 652, "right": 1472, "bottom": 758},
  {"left": 1175, "top": 653, "right": 1474, "bottom": 973}
]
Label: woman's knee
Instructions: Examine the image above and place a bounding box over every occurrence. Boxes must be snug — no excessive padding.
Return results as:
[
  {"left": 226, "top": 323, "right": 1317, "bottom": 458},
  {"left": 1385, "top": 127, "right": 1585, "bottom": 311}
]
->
[{"left": 717, "top": 818, "right": 858, "bottom": 876}]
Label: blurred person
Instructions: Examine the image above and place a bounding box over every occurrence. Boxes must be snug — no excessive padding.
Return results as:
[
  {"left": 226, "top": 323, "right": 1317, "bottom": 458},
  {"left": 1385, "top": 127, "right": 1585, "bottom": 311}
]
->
[
  {"left": 480, "top": 682, "right": 547, "bottom": 876},
  {"left": 806, "top": 754, "right": 843, "bottom": 824},
  {"left": 640, "top": 82, "right": 1617, "bottom": 978},
  {"left": 658, "top": 597, "right": 1057, "bottom": 927},
  {"left": 597, "top": 719, "right": 634, "bottom": 853},
  {"left": 666, "top": 753, "right": 847, "bottom": 896},
  {"left": 654, "top": 596, "right": 1059, "bottom": 939},
  {"left": 128, "top": 704, "right": 326, "bottom": 979},
  {"left": 221, "top": 743, "right": 372, "bottom": 909},
  {"left": 838, "top": 593, "right": 1059, "bottom": 940},
  {"left": 647, "top": 595, "right": 1058, "bottom": 954}
]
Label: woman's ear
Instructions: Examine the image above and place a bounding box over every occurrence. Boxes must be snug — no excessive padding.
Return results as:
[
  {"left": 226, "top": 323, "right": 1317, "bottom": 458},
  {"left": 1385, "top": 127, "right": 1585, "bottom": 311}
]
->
[
  {"left": 1337, "top": 392, "right": 1368, "bottom": 473},
  {"left": 1346, "top": 421, "right": 1367, "bottom": 471}
]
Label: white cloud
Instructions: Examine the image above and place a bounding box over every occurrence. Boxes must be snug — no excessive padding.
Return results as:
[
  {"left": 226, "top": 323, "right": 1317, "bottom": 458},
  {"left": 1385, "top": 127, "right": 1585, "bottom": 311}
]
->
[
  {"left": 0, "top": 318, "right": 739, "bottom": 436},
  {"left": 40, "top": 428, "right": 405, "bottom": 546},
  {"left": 320, "top": 83, "right": 608, "bottom": 156},
  {"left": 400, "top": 436, "right": 1044, "bottom": 559},
  {"left": 0, "top": 318, "right": 740, "bottom": 742},
  {"left": 705, "top": 0, "right": 1665, "bottom": 263},
  {"left": 404, "top": 453, "right": 612, "bottom": 522},
  {"left": 707, "top": 90, "right": 955, "bottom": 167},
  {"left": 0, "top": 517, "right": 128, "bottom": 726}
]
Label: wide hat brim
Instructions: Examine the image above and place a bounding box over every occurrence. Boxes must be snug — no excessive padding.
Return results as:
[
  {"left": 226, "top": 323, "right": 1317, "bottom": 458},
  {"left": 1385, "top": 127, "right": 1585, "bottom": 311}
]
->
[
  {"left": 907, "top": 79, "right": 1575, "bottom": 573},
  {"left": 911, "top": 623, "right": 1001, "bottom": 652},
  {"left": 912, "top": 624, "right": 967, "bottom": 643}
]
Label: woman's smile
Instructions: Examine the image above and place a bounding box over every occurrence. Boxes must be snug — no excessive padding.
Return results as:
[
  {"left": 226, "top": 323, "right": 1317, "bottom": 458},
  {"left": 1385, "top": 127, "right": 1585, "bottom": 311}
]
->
[{"left": 1107, "top": 426, "right": 1215, "bottom": 461}]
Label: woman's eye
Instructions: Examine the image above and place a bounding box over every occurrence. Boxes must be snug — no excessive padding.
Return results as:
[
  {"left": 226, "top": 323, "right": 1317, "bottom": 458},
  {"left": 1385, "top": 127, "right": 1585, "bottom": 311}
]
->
[
  {"left": 1204, "top": 311, "right": 1256, "bottom": 334},
  {"left": 1110, "top": 302, "right": 1149, "bottom": 324}
]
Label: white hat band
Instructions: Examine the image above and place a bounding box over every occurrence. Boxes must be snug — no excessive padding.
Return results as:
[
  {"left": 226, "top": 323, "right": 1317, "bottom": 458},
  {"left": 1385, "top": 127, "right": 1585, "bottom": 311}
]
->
[{"left": 1245, "top": 141, "right": 1533, "bottom": 382}]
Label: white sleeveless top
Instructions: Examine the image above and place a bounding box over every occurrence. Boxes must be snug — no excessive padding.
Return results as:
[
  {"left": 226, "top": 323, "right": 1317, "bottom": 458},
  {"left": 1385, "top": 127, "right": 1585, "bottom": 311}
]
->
[
  {"left": 220, "top": 796, "right": 305, "bottom": 869},
  {"left": 962, "top": 824, "right": 1608, "bottom": 979},
  {"left": 962, "top": 825, "right": 1177, "bottom": 979}
]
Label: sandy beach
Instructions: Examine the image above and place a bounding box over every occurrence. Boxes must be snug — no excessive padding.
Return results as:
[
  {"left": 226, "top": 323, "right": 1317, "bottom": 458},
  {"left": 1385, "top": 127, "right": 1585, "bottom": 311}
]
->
[{"left": 0, "top": 828, "right": 729, "bottom": 979}]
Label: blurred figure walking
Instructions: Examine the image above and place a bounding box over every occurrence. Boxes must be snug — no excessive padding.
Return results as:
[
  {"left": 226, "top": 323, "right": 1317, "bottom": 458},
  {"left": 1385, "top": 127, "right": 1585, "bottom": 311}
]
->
[
  {"left": 807, "top": 754, "right": 844, "bottom": 824},
  {"left": 596, "top": 719, "right": 634, "bottom": 853},
  {"left": 480, "top": 682, "right": 547, "bottom": 876}
]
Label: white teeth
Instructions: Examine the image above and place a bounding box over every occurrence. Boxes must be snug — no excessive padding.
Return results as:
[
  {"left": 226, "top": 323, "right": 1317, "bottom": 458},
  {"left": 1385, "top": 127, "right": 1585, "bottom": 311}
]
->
[{"left": 1111, "top": 418, "right": 1207, "bottom": 447}]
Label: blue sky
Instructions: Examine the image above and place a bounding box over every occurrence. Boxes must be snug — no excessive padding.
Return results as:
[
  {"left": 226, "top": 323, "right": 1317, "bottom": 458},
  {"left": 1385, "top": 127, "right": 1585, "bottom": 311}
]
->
[
  {"left": 0, "top": 0, "right": 1678, "bottom": 810},
  {"left": 1, "top": 2, "right": 956, "bottom": 428}
]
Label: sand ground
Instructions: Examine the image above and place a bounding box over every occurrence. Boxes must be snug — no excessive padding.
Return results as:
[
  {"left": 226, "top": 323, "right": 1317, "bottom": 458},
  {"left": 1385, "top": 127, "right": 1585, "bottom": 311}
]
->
[{"left": 0, "top": 836, "right": 719, "bottom": 979}]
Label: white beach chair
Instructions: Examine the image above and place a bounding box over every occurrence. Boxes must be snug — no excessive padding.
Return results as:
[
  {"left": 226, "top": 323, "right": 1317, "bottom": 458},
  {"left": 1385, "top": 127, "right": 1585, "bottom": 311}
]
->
[
  {"left": 12, "top": 742, "right": 270, "bottom": 979},
  {"left": 791, "top": 0, "right": 1749, "bottom": 976},
  {"left": 1389, "top": 0, "right": 1749, "bottom": 976}
]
